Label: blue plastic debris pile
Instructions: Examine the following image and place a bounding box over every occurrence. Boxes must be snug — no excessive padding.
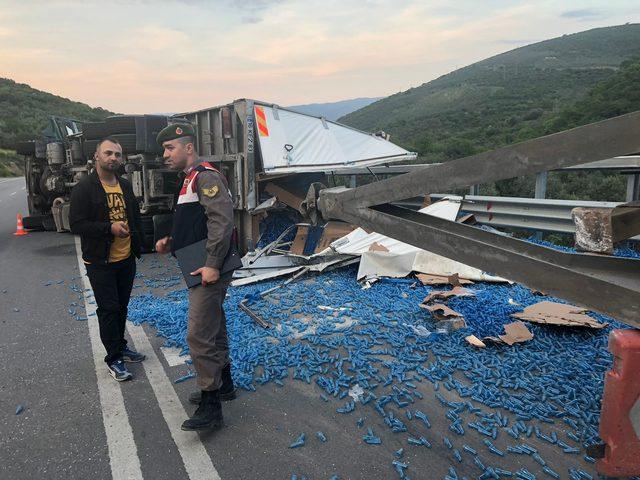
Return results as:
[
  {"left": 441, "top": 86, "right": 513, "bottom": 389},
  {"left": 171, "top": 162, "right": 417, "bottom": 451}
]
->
[{"left": 125, "top": 217, "right": 640, "bottom": 480}]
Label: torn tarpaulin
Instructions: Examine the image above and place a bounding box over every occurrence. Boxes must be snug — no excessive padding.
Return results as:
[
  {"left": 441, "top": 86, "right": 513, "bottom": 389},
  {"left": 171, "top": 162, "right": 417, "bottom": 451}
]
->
[
  {"left": 327, "top": 199, "right": 509, "bottom": 283},
  {"left": 511, "top": 301, "right": 608, "bottom": 329}
]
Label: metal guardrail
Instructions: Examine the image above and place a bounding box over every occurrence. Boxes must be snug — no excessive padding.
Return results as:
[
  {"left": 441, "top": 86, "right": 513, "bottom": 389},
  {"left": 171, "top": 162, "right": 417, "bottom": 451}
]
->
[
  {"left": 395, "top": 194, "right": 640, "bottom": 240},
  {"left": 326, "top": 156, "right": 640, "bottom": 175}
]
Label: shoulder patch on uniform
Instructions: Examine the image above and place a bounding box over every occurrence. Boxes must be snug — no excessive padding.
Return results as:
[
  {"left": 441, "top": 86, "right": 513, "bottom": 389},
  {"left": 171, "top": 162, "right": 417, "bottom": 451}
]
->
[{"left": 202, "top": 185, "right": 219, "bottom": 197}]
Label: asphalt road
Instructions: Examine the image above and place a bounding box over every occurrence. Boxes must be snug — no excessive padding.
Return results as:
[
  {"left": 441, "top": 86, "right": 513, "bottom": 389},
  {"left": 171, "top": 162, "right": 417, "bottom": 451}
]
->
[{"left": 0, "top": 176, "right": 598, "bottom": 480}]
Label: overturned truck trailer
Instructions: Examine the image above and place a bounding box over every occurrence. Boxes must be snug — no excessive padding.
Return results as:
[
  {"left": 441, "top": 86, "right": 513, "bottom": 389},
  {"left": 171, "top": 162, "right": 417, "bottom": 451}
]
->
[
  {"left": 179, "top": 99, "right": 416, "bottom": 252},
  {"left": 20, "top": 99, "right": 416, "bottom": 251}
]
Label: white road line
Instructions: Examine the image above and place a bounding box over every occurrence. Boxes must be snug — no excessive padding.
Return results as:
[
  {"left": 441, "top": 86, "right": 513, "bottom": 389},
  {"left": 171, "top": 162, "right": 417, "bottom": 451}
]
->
[
  {"left": 74, "top": 237, "right": 144, "bottom": 480},
  {"left": 0, "top": 177, "right": 20, "bottom": 184},
  {"left": 160, "top": 346, "right": 192, "bottom": 367},
  {"left": 127, "top": 323, "right": 221, "bottom": 480}
]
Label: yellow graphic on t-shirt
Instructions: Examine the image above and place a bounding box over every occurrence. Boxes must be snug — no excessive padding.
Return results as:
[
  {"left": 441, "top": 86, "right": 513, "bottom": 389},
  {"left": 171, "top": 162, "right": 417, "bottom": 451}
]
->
[{"left": 102, "top": 182, "right": 131, "bottom": 262}]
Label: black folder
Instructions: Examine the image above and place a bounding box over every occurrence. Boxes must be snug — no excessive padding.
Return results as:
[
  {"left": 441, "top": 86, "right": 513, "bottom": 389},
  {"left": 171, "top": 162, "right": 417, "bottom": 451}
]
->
[{"left": 175, "top": 239, "right": 243, "bottom": 288}]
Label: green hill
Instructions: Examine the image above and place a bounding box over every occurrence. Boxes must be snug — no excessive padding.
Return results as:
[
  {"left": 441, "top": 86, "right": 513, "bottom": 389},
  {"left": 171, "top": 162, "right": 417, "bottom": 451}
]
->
[
  {"left": 0, "top": 78, "right": 114, "bottom": 149},
  {"left": 340, "top": 24, "right": 640, "bottom": 162}
]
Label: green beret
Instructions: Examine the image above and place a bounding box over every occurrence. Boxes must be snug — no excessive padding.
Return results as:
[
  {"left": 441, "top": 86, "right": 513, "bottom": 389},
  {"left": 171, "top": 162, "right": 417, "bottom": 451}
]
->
[{"left": 156, "top": 123, "right": 195, "bottom": 145}]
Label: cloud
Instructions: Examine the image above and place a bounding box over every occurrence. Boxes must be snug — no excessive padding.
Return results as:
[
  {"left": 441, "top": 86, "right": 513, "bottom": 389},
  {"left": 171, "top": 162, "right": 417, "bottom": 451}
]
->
[
  {"left": 560, "top": 9, "right": 605, "bottom": 20},
  {"left": 228, "top": 0, "right": 284, "bottom": 23}
]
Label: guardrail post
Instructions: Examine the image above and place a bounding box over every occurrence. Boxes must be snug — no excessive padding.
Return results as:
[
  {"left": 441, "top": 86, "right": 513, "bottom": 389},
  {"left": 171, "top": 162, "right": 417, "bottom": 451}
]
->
[
  {"left": 534, "top": 172, "right": 548, "bottom": 239},
  {"left": 627, "top": 174, "right": 640, "bottom": 202},
  {"left": 469, "top": 184, "right": 479, "bottom": 195}
]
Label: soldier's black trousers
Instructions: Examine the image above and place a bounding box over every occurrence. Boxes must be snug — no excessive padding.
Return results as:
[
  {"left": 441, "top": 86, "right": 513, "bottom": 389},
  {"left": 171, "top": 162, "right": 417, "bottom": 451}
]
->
[{"left": 86, "top": 255, "right": 136, "bottom": 364}]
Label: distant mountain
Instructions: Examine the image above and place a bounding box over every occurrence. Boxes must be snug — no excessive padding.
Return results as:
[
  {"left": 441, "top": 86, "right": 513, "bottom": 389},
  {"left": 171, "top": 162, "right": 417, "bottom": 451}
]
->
[
  {"left": 0, "top": 78, "right": 114, "bottom": 149},
  {"left": 288, "top": 97, "right": 383, "bottom": 121},
  {"left": 340, "top": 24, "right": 640, "bottom": 161}
]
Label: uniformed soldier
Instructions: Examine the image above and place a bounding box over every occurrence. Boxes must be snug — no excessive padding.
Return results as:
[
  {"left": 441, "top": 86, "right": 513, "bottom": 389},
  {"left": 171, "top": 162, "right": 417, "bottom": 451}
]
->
[{"left": 155, "top": 123, "right": 237, "bottom": 431}]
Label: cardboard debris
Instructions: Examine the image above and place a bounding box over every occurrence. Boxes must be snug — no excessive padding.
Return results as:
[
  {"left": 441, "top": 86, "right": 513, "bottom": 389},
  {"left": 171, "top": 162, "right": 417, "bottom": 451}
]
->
[
  {"left": 457, "top": 213, "right": 476, "bottom": 225},
  {"left": 314, "top": 221, "right": 357, "bottom": 253},
  {"left": 481, "top": 321, "right": 534, "bottom": 346},
  {"left": 465, "top": 335, "right": 486, "bottom": 348},
  {"left": 499, "top": 321, "right": 534, "bottom": 345},
  {"left": 416, "top": 273, "right": 474, "bottom": 286},
  {"left": 422, "top": 303, "right": 463, "bottom": 321},
  {"left": 511, "top": 301, "right": 607, "bottom": 329},
  {"left": 264, "top": 182, "right": 305, "bottom": 212},
  {"left": 290, "top": 226, "right": 309, "bottom": 255},
  {"left": 422, "top": 286, "right": 475, "bottom": 304}
]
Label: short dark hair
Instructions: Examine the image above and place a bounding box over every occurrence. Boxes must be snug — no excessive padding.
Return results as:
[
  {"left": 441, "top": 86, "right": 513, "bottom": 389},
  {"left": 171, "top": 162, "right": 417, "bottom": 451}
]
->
[
  {"left": 96, "top": 137, "right": 121, "bottom": 150},
  {"left": 177, "top": 135, "right": 197, "bottom": 151}
]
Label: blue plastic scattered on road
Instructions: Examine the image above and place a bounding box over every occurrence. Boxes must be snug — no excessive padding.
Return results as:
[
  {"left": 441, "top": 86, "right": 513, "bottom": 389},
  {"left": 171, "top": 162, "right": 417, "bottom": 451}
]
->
[
  {"left": 124, "top": 217, "right": 639, "bottom": 478},
  {"left": 363, "top": 427, "right": 381, "bottom": 445},
  {"left": 15, "top": 404, "right": 24, "bottom": 415},
  {"left": 316, "top": 431, "right": 327, "bottom": 442},
  {"left": 289, "top": 433, "right": 306, "bottom": 449},
  {"left": 173, "top": 371, "right": 196, "bottom": 384}
]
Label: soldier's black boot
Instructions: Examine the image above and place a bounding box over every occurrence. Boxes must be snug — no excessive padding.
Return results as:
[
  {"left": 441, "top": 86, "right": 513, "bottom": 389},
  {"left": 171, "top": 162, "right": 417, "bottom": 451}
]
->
[
  {"left": 219, "top": 363, "right": 237, "bottom": 401},
  {"left": 181, "top": 390, "right": 223, "bottom": 431},
  {"left": 189, "top": 364, "right": 237, "bottom": 404}
]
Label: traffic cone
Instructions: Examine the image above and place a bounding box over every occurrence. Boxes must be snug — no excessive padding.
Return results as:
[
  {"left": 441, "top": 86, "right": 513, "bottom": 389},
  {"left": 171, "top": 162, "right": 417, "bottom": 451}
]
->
[{"left": 14, "top": 214, "right": 28, "bottom": 236}]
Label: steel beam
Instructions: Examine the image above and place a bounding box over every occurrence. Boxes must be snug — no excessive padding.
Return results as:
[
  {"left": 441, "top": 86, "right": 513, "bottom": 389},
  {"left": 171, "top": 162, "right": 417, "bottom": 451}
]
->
[{"left": 324, "top": 111, "right": 640, "bottom": 209}]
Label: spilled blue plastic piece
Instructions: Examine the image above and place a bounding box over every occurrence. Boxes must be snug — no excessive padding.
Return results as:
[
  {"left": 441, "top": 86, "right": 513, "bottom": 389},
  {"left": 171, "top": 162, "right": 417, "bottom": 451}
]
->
[
  {"left": 289, "top": 433, "right": 305, "bottom": 449},
  {"left": 174, "top": 371, "right": 196, "bottom": 384}
]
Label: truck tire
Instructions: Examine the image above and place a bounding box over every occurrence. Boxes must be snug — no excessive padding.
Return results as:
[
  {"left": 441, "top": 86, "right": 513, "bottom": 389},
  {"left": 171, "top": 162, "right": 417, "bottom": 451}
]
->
[
  {"left": 16, "top": 141, "right": 36, "bottom": 155},
  {"left": 23, "top": 215, "right": 45, "bottom": 231},
  {"left": 110, "top": 134, "right": 138, "bottom": 153},
  {"left": 42, "top": 215, "right": 57, "bottom": 231},
  {"left": 82, "top": 122, "right": 108, "bottom": 140},
  {"left": 106, "top": 115, "right": 140, "bottom": 135},
  {"left": 82, "top": 139, "right": 99, "bottom": 158}
]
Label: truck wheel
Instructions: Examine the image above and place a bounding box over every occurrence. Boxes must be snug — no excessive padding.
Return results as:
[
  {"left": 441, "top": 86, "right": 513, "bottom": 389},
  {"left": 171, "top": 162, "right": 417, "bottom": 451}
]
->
[
  {"left": 106, "top": 115, "right": 140, "bottom": 135},
  {"left": 109, "top": 134, "right": 138, "bottom": 153},
  {"left": 82, "top": 122, "right": 108, "bottom": 140},
  {"left": 23, "top": 215, "right": 45, "bottom": 231},
  {"left": 42, "top": 215, "right": 57, "bottom": 231}
]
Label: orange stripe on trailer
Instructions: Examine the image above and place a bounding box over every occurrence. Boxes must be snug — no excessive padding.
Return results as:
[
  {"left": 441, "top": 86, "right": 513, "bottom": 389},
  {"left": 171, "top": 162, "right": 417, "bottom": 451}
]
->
[
  {"left": 255, "top": 106, "right": 269, "bottom": 136},
  {"left": 255, "top": 106, "right": 266, "bottom": 121}
]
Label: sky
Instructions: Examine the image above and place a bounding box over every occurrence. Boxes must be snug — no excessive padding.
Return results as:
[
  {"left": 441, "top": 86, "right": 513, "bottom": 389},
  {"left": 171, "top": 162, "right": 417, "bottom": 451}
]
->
[{"left": 0, "top": 0, "right": 638, "bottom": 114}]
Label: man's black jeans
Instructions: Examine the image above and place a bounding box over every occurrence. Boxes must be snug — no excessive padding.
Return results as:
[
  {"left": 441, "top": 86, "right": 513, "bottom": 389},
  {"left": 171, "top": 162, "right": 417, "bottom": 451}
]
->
[{"left": 86, "top": 255, "right": 136, "bottom": 364}]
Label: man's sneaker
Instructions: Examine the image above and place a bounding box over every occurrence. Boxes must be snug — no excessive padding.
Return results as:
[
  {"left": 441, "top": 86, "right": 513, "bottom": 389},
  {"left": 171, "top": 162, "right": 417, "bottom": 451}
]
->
[
  {"left": 108, "top": 360, "right": 133, "bottom": 382},
  {"left": 122, "top": 347, "right": 146, "bottom": 363}
]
